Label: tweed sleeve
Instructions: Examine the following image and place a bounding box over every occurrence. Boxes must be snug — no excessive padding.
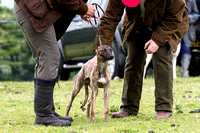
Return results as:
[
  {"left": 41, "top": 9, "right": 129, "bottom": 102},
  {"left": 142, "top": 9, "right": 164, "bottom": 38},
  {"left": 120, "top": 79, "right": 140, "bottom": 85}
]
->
[
  {"left": 151, "top": 0, "right": 187, "bottom": 46},
  {"left": 95, "top": 0, "right": 125, "bottom": 47},
  {"left": 57, "top": 0, "right": 88, "bottom": 15}
]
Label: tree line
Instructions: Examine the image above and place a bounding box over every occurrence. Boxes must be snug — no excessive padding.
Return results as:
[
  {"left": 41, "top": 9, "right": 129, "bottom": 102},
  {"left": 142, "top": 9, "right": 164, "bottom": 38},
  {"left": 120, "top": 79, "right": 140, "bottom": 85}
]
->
[{"left": 0, "top": 5, "right": 34, "bottom": 80}]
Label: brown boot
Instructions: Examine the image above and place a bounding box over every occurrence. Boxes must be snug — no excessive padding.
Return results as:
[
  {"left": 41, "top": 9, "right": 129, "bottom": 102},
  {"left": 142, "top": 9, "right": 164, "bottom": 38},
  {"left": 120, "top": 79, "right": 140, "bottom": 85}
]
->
[
  {"left": 154, "top": 111, "right": 172, "bottom": 119},
  {"left": 111, "top": 110, "right": 130, "bottom": 118}
]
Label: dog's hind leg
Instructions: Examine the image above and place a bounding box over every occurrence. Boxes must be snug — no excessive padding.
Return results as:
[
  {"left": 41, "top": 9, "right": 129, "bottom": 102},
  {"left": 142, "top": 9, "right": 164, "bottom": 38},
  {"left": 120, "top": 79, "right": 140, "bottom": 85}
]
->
[
  {"left": 87, "top": 97, "right": 91, "bottom": 118},
  {"left": 80, "top": 83, "right": 89, "bottom": 109},
  {"left": 65, "top": 69, "right": 85, "bottom": 116}
]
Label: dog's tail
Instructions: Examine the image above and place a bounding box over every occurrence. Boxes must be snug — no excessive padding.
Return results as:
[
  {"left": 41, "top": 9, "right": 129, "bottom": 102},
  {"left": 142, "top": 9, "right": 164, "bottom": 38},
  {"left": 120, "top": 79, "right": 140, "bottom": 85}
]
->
[{"left": 80, "top": 83, "right": 89, "bottom": 109}]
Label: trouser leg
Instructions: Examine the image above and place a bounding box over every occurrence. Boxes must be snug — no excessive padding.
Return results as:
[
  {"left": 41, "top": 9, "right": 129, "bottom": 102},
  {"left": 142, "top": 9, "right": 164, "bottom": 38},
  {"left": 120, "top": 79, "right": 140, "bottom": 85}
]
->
[
  {"left": 153, "top": 44, "right": 173, "bottom": 112},
  {"left": 14, "top": 3, "right": 71, "bottom": 126},
  {"left": 14, "top": 3, "right": 60, "bottom": 80},
  {"left": 180, "top": 39, "right": 191, "bottom": 78},
  {"left": 181, "top": 54, "right": 191, "bottom": 78},
  {"left": 120, "top": 39, "right": 146, "bottom": 115}
]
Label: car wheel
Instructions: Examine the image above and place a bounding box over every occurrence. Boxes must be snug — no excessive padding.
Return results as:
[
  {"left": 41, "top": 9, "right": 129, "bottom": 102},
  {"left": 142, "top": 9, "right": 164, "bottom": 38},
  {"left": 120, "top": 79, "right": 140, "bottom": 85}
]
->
[{"left": 108, "top": 42, "right": 120, "bottom": 79}]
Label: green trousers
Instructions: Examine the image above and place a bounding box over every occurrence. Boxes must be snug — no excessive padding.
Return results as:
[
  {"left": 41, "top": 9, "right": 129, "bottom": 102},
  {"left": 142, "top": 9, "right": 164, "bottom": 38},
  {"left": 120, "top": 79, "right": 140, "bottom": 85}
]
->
[
  {"left": 14, "top": 3, "right": 60, "bottom": 80},
  {"left": 121, "top": 38, "right": 173, "bottom": 115}
]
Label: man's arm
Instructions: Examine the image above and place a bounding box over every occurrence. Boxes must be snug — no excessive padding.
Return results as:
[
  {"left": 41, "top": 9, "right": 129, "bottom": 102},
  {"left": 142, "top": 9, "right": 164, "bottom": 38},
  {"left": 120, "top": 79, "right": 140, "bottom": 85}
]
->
[
  {"left": 57, "top": 0, "right": 92, "bottom": 15},
  {"left": 96, "top": 0, "right": 125, "bottom": 47}
]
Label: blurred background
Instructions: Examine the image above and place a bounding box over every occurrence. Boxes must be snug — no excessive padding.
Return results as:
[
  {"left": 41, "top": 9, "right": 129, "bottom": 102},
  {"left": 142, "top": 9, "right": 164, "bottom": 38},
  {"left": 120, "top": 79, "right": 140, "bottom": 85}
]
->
[
  {"left": 0, "top": 0, "right": 200, "bottom": 81},
  {"left": 0, "top": 0, "right": 35, "bottom": 81}
]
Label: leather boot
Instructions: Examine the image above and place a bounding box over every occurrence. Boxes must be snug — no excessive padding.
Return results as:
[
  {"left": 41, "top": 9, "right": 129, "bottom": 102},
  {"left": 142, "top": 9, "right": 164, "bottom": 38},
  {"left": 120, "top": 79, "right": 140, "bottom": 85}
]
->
[
  {"left": 52, "top": 99, "right": 73, "bottom": 122},
  {"left": 111, "top": 110, "right": 130, "bottom": 118},
  {"left": 34, "top": 78, "right": 71, "bottom": 126},
  {"left": 154, "top": 111, "right": 172, "bottom": 119}
]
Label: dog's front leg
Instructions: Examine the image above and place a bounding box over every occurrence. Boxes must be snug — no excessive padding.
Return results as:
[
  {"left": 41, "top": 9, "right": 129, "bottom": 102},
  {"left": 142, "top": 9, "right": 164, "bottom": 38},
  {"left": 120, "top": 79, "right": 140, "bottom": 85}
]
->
[
  {"left": 87, "top": 89, "right": 98, "bottom": 118},
  {"left": 90, "top": 85, "right": 98, "bottom": 123},
  {"left": 104, "top": 84, "right": 110, "bottom": 122},
  {"left": 87, "top": 98, "right": 91, "bottom": 118}
]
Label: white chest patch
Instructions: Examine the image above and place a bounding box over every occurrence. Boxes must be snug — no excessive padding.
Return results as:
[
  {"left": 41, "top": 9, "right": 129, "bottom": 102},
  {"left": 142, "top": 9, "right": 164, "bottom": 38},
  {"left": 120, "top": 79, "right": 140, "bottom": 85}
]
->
[{"left": 98, "top": 77, "right": 107, "bottom": 84}]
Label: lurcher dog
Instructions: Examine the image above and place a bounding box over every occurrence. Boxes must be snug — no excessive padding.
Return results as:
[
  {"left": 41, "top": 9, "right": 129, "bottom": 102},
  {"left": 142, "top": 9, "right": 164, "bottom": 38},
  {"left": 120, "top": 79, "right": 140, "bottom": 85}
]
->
[{"left": 65, "top": 45, "right": 114, "bottom": 123}]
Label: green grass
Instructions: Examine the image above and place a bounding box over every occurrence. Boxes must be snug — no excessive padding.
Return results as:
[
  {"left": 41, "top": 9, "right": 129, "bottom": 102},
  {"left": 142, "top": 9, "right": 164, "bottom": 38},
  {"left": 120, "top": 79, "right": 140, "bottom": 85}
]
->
[{"left": 0, "top": 77, "right": 200, "bottom": 133}]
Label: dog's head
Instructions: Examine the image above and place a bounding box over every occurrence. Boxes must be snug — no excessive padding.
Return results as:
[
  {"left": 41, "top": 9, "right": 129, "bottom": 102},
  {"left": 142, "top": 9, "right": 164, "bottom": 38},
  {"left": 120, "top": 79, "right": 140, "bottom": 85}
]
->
[{"left": 95, "top": 45, "right": 114, "bottom": 61}]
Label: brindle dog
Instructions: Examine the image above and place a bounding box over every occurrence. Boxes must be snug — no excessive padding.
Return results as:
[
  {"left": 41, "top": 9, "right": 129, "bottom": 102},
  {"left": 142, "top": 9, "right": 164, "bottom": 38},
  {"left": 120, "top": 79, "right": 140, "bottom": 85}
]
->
[{"left": 65, "top": 45, "right": 113, "bottom": 123}]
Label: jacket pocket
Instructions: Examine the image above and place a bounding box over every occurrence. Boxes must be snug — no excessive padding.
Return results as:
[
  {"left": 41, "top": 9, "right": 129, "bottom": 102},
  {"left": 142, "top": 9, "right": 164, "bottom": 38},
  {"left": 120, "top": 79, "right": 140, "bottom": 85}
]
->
[{"left": 24, "top": 0, "right": 50, "bottom": 19}]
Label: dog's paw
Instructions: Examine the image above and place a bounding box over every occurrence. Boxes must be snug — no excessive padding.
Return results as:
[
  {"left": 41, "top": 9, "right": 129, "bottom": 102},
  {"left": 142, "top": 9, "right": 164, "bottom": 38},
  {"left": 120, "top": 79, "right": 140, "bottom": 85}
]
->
[
  {"left": 105, "top": 118, "right": 110, "bottom": 122},
  {"left": 90, "top": 119, "right": 96, "bottom": 123}
]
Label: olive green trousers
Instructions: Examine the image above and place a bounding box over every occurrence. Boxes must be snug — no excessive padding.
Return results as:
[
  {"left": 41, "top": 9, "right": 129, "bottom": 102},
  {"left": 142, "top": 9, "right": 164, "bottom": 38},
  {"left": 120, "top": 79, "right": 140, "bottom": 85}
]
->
[
  {"left": 14, "top": 3, "right": 60, "bottom": 80},
  {"left": 121, "top": 38, "right": 173, "bottom": 115}
]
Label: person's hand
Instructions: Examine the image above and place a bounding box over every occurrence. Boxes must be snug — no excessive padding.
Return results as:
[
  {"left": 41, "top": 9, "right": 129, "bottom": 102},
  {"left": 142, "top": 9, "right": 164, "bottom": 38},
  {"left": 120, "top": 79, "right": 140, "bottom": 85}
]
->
[
  {"left": 82, "top": 3, "right": 99, "bottom": 24},
  {"left": 86, "top": 3, "right": 95, "bottom": 17},
  {"left": 81, "top": 15, "right": 99, "bottom": 25},
  {"left": 144, "top": 39, "right": 159, "bottom": 54},
  {"left": 81, "top": 15, "right": 90, "bottom": 22}
]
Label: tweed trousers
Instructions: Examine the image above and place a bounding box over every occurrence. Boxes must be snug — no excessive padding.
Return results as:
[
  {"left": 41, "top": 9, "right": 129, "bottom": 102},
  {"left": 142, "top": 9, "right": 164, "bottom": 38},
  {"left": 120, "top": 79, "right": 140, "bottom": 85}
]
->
[
  {"left": 120, "top": 28, "right": 173, "bottom": 115},
  {"left": 14, "top": 3, "right": 60, "bottom": 80}
]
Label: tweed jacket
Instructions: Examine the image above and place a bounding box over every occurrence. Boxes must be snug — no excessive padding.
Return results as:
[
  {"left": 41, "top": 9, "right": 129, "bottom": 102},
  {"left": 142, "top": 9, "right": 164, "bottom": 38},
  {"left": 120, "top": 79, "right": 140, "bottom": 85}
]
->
[
  {"left": 97, "top": 0, "right": 189, "bottom": 53},
  {"left": 14, "top": 0, "right": 88, "bottom": 39}
]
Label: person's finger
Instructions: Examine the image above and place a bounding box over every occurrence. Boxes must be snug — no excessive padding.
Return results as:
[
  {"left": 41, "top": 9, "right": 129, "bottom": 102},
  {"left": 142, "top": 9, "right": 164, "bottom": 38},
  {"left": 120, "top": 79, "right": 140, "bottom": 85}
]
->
[
  {"left": 144, "top": 41, "right": 150, "bottom": 49},
  {"left": 145, "top": 44, "right": 154, "bottom": 53},
  {"left": 88, "top": 16, "right": 91, "bottom": 25},
  {"left": 94, "top": 15, "right": 99, "bottom": 19}
]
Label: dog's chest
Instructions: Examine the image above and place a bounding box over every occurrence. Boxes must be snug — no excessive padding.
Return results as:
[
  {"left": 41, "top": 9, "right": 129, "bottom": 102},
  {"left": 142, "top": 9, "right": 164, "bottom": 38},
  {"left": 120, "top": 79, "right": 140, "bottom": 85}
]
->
[{"left": 97, "top": 77, "right": 107, "bottom": 88}]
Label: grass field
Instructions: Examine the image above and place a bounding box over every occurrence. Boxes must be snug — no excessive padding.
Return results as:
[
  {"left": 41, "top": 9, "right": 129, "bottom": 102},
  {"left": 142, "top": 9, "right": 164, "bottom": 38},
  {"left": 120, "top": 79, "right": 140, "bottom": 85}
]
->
[{"left": 0, "top": 77, "right": 200, "bottom": 133}]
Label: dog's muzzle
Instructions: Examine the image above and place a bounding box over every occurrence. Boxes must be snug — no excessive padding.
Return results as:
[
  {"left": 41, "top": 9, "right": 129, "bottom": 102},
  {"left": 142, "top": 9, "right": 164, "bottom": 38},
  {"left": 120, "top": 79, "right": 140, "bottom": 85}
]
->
[{"left": 108, "top": 55, "right": 114, "bottom": 60}]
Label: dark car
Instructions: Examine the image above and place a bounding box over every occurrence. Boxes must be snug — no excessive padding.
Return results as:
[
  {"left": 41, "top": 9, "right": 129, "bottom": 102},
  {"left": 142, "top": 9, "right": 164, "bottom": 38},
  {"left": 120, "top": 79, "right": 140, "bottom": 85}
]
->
[{"left": 58, "top": 0, "right": 126, "bottom": 80}]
